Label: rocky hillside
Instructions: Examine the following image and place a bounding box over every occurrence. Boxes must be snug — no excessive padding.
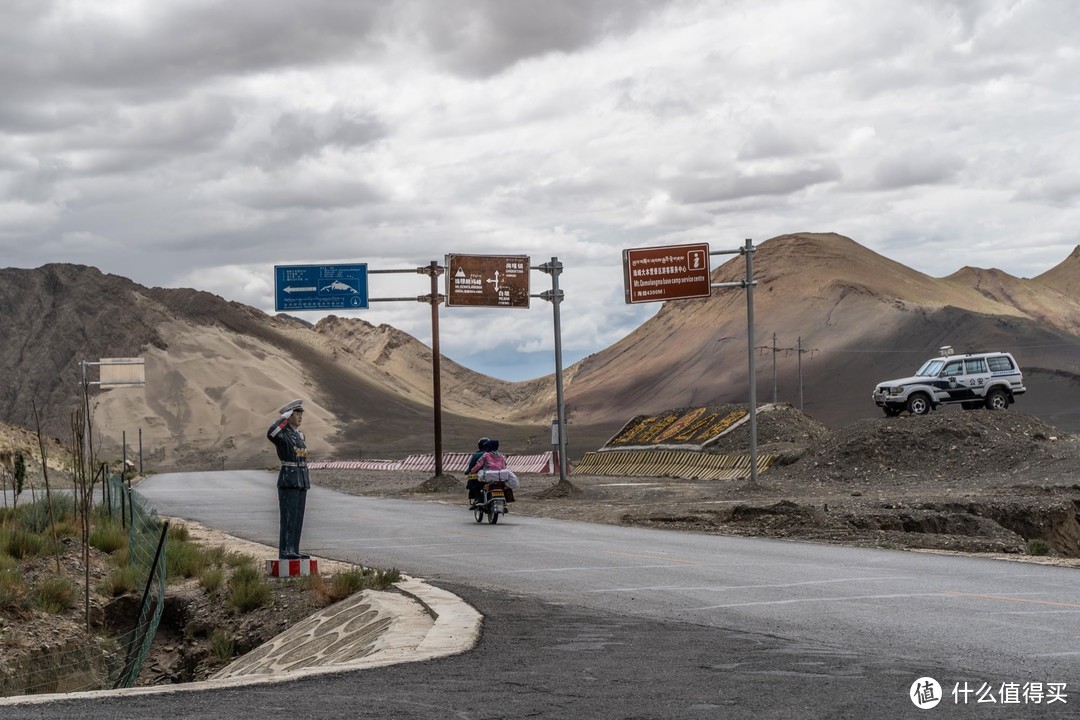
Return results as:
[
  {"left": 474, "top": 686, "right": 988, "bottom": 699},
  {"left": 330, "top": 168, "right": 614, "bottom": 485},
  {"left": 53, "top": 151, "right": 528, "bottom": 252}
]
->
[{"left": 560, "top": 233, "right": 1080, "bottom": 431}]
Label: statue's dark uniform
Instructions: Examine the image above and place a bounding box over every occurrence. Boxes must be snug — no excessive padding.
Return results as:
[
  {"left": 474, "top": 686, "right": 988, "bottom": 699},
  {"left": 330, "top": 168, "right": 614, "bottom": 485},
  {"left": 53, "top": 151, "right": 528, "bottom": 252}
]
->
[{"left": 266, "top": 399, "right": 310, "bottom": 559}]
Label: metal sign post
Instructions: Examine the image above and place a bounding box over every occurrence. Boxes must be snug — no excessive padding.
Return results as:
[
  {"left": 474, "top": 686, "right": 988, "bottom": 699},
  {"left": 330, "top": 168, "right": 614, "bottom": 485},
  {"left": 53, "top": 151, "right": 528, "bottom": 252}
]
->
[
  {"left": 622, "top": 239, "right": 759, "bottom": 482},
  {"left": 367, "top": 264, "right": 447, "bottom": 476},
  {"left": 533, "top": 257, "right": 569, "bottom": 484}
]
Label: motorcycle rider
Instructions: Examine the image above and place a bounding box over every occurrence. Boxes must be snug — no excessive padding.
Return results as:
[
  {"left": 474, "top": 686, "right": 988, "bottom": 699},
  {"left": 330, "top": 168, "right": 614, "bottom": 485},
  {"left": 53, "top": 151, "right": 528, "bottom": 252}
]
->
[
  {"left": 466, "top": 437, "right": 489, "bottom": 508},
  {"left": 468, "top": 439, "right": 515, "bottom": 504}
]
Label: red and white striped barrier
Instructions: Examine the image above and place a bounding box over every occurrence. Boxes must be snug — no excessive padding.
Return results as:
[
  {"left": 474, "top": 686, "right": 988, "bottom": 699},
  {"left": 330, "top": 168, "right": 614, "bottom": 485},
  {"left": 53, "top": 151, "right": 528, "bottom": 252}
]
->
[
  {"left": 309, "top": 452, "right": 556, "bottom": 474},
  {"left": 307, "top": 459, "right": 403, "bottom": 471},
  {"left": 266, "top": 558, "right": 319, "bottom": 577},
  {"left": 398, "top": 452, "right": 474, "bottom": 472},
  {"left": 507, "top": 453, "right": 556, "bottom": 473}
]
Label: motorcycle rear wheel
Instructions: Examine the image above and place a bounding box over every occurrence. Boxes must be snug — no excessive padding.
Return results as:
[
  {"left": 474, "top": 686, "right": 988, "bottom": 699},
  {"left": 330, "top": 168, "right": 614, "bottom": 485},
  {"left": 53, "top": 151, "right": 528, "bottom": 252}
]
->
[{"left": 488, "top": 510, "right": 499, "bottom": 524}]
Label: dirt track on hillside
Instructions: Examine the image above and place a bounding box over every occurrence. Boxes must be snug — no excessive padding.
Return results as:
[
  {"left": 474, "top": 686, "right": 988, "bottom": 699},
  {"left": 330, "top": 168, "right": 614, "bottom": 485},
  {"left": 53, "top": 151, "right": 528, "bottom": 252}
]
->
[{"left": 312, "top": 405, "right": 1080, "bottom": 566}]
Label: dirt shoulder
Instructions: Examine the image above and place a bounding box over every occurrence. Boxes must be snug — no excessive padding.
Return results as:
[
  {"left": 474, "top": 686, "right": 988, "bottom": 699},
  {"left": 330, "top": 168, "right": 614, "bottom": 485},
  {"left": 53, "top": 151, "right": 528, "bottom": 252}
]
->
[{"left": 312, "top": 405, "right": 1080, "bottom": 568}]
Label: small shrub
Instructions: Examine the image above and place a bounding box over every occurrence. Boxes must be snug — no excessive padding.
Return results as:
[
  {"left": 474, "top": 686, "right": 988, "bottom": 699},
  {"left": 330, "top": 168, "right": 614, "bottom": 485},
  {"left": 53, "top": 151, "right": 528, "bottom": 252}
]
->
[
  {"left": 0, "top": 554, "right": 16, "bottom": 573},
  {"left": 371, "top": 567, "right": 401, "bottom": 590},
  {"left": 226, "top": 574, "right": 272, "bottom": 613},
  {"left": 99, "top": 565, "right": 138, "bottom": 597},
  {"left": 166, "top": 540, "right": 206, "bottom": 583},
  {"left": 224, "top": 551, "right": 254, "bottom": 569},
  {"left": 89, "top": 522, "right": 127, "bottom": 554},
  {"left": 326, "top": 570, "right": 366, "bottom": 602},
  {"left": 229, "top": 563, "right": 261, "bottom": 586},
  {"left": 34, "top": 575, "right": 76, "bottom": 613},
  {"left": 19, "top": 496, "right": 75, "bottom": 533},
  {"left": 1027, "top": 539, "right": 1051, "bottom": 556},
  {"left": 0, "top": 570, "right": 29, "bottom": 611},
  {"left": 51, "top": 518, "right": 79, "bottom": 540},
  {"left": 6, "top": 529, "right": 45, "bottom": 559},
  {"left": 110, "top": 545, "right": 131, "bottom": 568},
  {"left": 168, "top": 524, "right": 191, "bottom": 542},
  {"left": 210, "top": 629, "right": 235, "bottom": 662},
  {"left": 203, "top": 545, "right": 227, "bottom": 567},
  {"left": 200, "top": 567, "right": 225, "bottom": 593}
]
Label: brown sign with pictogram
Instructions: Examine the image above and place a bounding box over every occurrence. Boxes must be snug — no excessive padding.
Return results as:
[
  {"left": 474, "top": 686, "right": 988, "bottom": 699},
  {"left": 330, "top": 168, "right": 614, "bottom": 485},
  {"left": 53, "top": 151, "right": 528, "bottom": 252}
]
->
[
  {"left": 445, "top": 254, "right": 531, "bottom": 308},
  {"left": 623, "top": 243, "right": 711, "bottom": 304}
]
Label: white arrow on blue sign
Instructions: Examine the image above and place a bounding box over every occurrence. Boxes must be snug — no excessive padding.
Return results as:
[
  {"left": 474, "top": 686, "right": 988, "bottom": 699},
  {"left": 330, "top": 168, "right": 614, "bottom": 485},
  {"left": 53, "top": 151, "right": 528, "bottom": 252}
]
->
[{"left": 274, "top": 264, "right": 369, "bottom": 312}]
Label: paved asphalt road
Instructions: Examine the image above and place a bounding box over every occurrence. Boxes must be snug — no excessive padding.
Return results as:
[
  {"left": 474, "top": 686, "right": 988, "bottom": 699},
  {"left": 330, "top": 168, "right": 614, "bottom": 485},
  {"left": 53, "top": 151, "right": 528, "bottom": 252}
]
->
[{"left": 16, "top": 470, "right": 1079, "bottom": 719}]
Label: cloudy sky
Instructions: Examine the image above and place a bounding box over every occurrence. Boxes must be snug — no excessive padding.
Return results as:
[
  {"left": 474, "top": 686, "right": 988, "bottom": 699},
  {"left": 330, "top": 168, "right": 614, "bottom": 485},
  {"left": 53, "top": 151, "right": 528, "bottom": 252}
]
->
[{"left": 3, "top": 0, "right": 1078, "bottom": 380}]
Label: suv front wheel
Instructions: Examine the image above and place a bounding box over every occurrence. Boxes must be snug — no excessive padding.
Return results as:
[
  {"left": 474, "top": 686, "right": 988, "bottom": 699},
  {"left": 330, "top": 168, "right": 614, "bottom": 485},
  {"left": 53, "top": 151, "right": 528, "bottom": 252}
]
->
[
  {"left": 906, "top": 392, "right": 932, "bottom": 415},
  {"left": 985, "top": 388, "right": 1010, "bottom": 411}
]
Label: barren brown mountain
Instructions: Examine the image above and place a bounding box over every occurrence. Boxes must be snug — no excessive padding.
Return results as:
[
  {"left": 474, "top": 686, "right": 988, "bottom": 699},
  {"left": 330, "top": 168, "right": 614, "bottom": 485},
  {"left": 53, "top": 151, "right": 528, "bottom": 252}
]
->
[{"left": 2, "top": 232, "right": 1080, "bottom": 469}]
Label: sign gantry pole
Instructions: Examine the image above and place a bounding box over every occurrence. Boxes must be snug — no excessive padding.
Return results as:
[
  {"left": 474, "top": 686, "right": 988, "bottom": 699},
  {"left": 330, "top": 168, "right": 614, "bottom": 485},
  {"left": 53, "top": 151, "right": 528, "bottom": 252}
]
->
[
  {"left": 367, "top": 265, "right": 447, "bottom": 476},
  {"left": 623, "top": 240, "right": 759, "bottom": 483},
  {"left": 423, "top": 261, "right": 445, "bottom": 476},
  {"left": 535, "top": 257, "right": 568, "bottom": 484},
  {"left": 742, "top": 240, "right": 758, "bottom": 483}
]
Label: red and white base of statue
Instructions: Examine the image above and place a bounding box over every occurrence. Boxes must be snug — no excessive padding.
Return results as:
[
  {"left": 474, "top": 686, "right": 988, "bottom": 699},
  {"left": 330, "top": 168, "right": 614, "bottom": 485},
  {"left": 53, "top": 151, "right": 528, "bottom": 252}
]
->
[{"left": 266, "top": 557, "right": 319, "bottom": 577}]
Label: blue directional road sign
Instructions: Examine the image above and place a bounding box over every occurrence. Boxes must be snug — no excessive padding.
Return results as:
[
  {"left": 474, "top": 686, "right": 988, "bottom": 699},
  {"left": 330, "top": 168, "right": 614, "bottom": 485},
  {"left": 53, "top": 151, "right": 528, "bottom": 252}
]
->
[{"left": 274, "top": 264, "right": 369, "bottom": 312}]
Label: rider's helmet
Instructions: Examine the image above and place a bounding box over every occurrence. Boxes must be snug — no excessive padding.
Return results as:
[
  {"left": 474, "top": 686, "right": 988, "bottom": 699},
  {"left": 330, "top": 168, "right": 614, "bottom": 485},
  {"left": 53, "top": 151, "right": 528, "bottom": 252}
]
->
[
  {"left": 477, "top": 437, "right": 490, "bottom": 450},
  {"left": 487, "top": 439, "right": 500, "bottom": 451}
]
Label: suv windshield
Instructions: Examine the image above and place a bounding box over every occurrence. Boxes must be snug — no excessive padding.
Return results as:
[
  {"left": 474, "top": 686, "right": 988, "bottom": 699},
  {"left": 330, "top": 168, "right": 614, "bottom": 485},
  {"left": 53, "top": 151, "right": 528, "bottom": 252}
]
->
[{"left": 915, "top": 359, "right": 944, "bottom": 377}]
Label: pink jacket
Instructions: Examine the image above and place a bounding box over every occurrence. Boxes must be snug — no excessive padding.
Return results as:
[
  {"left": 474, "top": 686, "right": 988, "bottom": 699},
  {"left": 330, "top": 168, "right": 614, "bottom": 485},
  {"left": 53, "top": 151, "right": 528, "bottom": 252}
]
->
[{"left": 468, "top": 451, "right": 506, "bottom": 474}]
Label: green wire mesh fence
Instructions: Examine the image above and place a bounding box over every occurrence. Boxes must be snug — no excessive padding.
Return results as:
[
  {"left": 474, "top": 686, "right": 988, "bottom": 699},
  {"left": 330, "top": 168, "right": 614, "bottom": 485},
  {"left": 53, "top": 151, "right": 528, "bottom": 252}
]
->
[
  {"left": 108, "top": 475, "right": 168, "bottom": 688},
  {"left": 0, "top": 475, "right": 169, "bottom": 696}
]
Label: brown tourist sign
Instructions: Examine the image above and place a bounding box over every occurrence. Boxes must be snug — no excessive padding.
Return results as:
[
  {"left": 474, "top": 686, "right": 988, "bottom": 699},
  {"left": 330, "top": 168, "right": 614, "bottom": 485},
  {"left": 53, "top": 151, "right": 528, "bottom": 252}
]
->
[
  {"left": 622, "top": 242, "right": 711, "bottom": 304},
  {"left": 445, "top": 254, "right": 531, "bottom": 308}
]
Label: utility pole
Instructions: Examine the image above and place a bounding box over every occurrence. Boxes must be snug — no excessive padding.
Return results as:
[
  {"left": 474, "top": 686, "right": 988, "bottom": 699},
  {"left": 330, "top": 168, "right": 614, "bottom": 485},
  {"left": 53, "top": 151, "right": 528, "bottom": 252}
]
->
[
  {"left": 756, "top": 336, "right": 816, "bottom": 409},
  {"left": 772, "top": 333, "right": 778, "bottom": 404},
  {"left": 798, "top": 337, "right": 804, "bottom": 411}
]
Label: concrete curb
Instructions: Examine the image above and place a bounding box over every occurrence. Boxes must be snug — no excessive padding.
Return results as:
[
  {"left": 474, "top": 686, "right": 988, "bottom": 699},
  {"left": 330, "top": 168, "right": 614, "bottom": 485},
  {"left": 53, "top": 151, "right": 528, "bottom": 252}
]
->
[{"left": 0, "top": 575, "right": 482, "bottom": 706}]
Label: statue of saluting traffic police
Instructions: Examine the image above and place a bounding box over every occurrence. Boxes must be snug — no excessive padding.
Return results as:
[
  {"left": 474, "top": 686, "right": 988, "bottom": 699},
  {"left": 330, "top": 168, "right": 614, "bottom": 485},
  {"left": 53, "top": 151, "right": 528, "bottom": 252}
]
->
[{"left": 267, "top": 399, "right": 310, "bottom": 559}]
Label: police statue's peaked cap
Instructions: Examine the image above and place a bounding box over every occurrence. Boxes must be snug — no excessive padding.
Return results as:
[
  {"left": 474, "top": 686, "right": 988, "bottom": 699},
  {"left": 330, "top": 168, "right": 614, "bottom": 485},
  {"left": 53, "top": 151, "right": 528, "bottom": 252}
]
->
[{"left": 279, "top": 399, "right": 304, "bottom": 415}]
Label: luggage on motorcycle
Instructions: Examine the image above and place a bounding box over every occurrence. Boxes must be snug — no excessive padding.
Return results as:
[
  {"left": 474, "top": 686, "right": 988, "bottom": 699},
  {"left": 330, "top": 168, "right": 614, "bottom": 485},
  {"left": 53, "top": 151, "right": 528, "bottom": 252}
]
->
[{"left": 479, "top": 468, "right": 519, "bottom": 489}]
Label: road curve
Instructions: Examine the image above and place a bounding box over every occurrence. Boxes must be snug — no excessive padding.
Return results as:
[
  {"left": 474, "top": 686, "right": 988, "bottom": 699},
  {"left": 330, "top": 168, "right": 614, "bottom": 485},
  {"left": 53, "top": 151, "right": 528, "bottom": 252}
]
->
[{"left": 14, "top": 469, "right": 1075, "bottom": 718}]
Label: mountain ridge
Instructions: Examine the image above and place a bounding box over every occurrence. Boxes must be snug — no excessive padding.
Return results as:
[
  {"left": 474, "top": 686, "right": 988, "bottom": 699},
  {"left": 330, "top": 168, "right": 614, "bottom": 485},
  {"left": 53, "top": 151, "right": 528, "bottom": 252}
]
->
[{"left": 3, "top": 232, "right": 1079, "bottom": 468}]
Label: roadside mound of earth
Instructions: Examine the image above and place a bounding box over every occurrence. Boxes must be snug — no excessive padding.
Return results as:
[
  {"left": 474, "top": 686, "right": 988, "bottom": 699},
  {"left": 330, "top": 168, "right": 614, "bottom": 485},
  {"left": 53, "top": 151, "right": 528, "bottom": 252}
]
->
[{"left": 774, "top": 410, "right": 1068, "bottom": 483}]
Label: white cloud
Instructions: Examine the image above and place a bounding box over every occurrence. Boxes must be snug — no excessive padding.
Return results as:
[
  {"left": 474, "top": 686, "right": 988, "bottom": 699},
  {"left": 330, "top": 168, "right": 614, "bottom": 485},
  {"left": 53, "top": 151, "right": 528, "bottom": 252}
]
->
[{"left": 1, "top": 0, "right": 1078, "bottom": 379}]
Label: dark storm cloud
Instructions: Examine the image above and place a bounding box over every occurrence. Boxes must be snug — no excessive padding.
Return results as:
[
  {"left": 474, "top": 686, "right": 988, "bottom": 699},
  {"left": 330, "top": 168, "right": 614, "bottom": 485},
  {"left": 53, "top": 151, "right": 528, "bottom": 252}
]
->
[
  {"left": 232, "top": 179, "right": 384, "bottom": 211},
  {"left": 256, "top": 110, "right": 387, "bottom": 167},
  {"left": 0, "top": 1, "right": 386, "bottom": 99},
  {"left": 413, "top": 0, "right": 672, "bottom": 77}
]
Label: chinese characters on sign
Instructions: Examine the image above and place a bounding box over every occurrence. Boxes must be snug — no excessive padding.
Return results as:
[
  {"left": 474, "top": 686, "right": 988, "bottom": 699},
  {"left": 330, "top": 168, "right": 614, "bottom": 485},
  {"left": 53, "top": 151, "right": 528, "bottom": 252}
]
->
[
  {"left": 445, "top": 254, "right": 530, "bottom": 308},
  {"left": 622, "top": 243, "right": 711, "bottom": 304}
]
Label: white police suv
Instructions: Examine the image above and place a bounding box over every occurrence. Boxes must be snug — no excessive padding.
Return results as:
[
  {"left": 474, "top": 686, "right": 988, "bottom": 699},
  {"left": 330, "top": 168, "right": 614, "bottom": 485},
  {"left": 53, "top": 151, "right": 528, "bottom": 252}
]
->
[{"left": 872, "top": 346, "right": 1026, "bottom": 417}]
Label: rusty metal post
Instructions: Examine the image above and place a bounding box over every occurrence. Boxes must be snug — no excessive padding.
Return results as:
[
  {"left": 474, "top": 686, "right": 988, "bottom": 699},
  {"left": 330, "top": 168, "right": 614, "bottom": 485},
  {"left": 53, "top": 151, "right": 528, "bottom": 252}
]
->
[{"left": 425, "top": 261, "right": 445, "bottom": 476}]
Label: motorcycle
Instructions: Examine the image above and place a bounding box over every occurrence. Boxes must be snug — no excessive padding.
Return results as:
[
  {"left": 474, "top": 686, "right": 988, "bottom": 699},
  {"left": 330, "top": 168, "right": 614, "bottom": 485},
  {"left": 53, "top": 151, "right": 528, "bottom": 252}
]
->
[
  {"left": 470, "top": 468, "right": 518, "bottom": 524},
  {"left": 472, "top": 479, "right": 508, "bottom": 524}
]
